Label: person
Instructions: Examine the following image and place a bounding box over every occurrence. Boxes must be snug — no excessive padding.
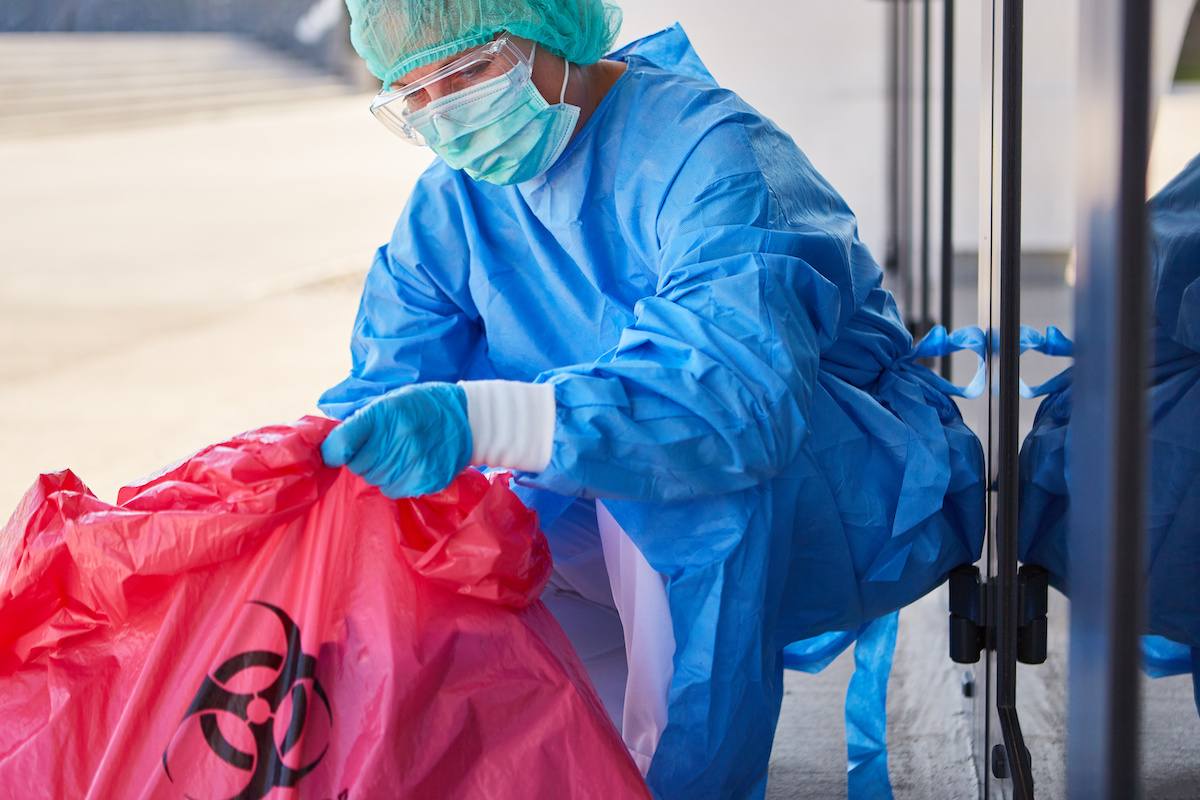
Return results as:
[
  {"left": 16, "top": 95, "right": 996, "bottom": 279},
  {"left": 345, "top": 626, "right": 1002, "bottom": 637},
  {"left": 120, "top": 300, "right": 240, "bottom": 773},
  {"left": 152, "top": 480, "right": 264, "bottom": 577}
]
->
[{"left": 318, "top": 1, "right": 985, "bottom": 797}]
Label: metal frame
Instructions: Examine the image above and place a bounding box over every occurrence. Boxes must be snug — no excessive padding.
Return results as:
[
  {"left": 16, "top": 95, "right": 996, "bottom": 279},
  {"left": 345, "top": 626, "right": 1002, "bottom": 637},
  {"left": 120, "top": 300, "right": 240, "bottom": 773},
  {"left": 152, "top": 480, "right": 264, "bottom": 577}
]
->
[
  {"left": 995, "top": 0, "right": 1033, "bottom": 795},
  {"left": 885, "top": 0, "right": 955, "bottom": 351},
  {"left": 976, "top": 1, "right": 1004, "bottom": 791},
  {"left": 974, "top": 1, "right": 1034, "bottom": 795},
  {"left": 886, "top": 0, "right": 915, "bottom": 318},
  {"left": 940, "top": 0, "right": 956, "bottom": 378},
  {"left": 1067, "top": 0, "right": 1152, "bottom": 796},
  {"left": 920, "top": 0, "right": 933, "bottom": 336},
  {"left": 884, "top": 2, "right": 1153, "bottom": 795}
]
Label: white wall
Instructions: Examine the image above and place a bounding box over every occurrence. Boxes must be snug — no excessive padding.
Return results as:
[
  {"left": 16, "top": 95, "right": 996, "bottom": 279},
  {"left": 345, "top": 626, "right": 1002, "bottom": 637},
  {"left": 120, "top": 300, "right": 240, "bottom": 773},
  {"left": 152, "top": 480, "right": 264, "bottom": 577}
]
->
[
  {"left": 614, "top": 1, "right": 891, "bottom": 259},
  {"left": 613, "top": 0, "right": 1197, "bottom": 259}
]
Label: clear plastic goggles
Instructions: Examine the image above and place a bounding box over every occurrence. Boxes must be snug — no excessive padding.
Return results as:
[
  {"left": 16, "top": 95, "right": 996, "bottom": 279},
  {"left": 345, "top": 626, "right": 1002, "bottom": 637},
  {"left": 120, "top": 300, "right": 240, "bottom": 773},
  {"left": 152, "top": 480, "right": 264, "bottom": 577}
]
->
[{"left": 369, "top": 36, "right": 532, "bottom": 146}]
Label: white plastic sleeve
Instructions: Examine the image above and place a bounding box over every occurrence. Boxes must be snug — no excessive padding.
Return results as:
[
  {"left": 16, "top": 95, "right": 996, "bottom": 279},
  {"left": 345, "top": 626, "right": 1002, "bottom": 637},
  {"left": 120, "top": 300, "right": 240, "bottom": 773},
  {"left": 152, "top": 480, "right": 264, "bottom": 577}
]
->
[
  {"left": 457, "top": 379, "right": 556, "bottom": 473},
  {"left": 596, "top": 500, "right": 674, "bottom": 776}
]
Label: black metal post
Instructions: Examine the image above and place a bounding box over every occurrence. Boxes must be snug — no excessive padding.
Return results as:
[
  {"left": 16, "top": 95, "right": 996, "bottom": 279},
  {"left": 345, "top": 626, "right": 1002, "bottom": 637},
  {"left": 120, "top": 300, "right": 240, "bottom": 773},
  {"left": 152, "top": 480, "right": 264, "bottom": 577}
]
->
[
  {"left": 886, "top": 0, "right": 900, "bottom": 282},
  {"left": 899, "top": 0, "right": 914, "bottom": 320},
  {"left": 997, "top": 0, "right": 1033, "bottom": 796},
  {"left": 1068, "top": 0, "right": 1151, "bottom": 796},
  {"left": 939, "top": 0, "right": 955, "bottom": 378},
  {"left": 920, "top": 0, "right": 932, "bottom": 334}
]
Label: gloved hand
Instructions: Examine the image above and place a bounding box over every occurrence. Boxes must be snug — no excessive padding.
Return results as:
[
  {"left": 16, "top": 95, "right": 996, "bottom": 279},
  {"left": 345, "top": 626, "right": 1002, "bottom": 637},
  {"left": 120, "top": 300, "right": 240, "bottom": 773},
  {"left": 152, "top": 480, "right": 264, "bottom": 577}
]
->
[{"left": 321, "top": 382, "right": 472, "bottom": 498}]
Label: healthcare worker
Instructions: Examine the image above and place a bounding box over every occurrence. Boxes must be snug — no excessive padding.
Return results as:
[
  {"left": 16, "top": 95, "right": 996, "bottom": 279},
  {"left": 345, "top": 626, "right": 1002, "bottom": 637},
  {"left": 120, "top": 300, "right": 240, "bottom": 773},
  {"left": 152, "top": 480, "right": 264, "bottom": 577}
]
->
[{"left": 319, "top": 0, "right": 986, "bottom": 797}]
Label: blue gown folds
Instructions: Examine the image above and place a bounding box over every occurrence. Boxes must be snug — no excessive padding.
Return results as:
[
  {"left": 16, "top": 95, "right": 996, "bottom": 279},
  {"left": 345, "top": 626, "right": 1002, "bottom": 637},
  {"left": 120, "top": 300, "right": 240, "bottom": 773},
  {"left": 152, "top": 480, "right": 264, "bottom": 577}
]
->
[
  {"left": 321, "top": 25, "right": 985, "bottom": 799},
  {"left": 1020, "top": 154, "right": 1200, "bottom": 656}
]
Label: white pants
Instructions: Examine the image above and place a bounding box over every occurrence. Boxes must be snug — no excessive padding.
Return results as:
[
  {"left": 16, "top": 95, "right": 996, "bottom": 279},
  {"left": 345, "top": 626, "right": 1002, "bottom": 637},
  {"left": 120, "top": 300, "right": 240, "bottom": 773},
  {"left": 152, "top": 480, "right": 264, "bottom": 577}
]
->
[{"left": 539, "top": 498, "right": 675, "bottom": 775}]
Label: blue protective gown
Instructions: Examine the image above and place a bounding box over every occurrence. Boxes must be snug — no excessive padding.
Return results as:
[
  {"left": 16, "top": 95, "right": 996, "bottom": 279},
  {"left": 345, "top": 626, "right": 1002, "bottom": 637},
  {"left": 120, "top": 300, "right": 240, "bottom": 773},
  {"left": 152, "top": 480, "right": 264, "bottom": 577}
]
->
[
  {"left": 1020, "top": 153, "right": 1200, "bottom": 654},
  {"left": 321, "top": 26, "right": 985, "bottom": 799}
]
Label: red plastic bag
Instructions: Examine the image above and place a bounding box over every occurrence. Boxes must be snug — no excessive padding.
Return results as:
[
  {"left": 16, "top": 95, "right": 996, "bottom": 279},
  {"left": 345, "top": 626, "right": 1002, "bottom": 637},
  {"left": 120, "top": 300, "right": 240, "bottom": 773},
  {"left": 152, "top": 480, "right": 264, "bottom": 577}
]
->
[{"left": 0, "top": 417, "right": 649, "bottom": 800}]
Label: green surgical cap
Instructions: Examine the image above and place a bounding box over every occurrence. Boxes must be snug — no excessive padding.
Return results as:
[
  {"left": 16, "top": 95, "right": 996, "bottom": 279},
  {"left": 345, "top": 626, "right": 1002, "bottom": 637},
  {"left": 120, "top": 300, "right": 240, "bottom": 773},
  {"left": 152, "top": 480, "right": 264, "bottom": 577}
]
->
[{"left": 347, "top": 0, "right": 623, "bottom": 88}]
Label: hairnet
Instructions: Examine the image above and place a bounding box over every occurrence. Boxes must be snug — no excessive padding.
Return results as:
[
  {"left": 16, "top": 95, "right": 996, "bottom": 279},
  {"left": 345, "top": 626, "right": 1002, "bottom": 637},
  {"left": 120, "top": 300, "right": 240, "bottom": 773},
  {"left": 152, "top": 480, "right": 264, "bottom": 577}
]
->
[{"left": 347, "top": 0, "right": 623, "bottom": 88}]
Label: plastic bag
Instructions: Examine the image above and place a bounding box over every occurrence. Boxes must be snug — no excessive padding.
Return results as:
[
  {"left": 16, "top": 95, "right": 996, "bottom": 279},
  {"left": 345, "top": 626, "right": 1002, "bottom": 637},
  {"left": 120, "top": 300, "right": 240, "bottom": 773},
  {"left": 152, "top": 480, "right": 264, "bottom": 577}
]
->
[{"left": 0, "top": 416, "right": 649, "bottom": 800}]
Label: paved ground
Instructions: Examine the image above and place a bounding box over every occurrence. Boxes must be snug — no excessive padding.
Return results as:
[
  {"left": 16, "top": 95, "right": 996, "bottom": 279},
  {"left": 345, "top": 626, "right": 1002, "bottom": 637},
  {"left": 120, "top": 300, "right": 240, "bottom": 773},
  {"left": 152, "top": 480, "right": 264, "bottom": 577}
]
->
[
  {"left": 0, "top": 94, "right": 431, "bottom": 509},
  {"left": 3, "top": 13, "right": 1200, "bottom": 797}
]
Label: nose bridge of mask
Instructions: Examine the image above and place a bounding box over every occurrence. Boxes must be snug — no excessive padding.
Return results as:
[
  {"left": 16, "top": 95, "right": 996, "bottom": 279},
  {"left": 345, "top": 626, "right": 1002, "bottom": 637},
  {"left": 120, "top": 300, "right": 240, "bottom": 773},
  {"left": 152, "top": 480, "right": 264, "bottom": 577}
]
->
[
  {"left": 410, "top": 74, "right": 514, "bottom": 131},
  {"left": 408, "top": 49, "right": 539, "bottom": 145}
]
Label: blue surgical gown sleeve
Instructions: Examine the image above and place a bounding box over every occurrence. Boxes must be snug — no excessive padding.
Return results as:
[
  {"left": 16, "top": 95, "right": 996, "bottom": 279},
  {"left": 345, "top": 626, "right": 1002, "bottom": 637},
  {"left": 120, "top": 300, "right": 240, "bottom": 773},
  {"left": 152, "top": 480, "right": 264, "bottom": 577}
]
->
[
  {"left": 318, "top": 176, "right": 484, "bottom": 420},
  {"left": 517, "top": 118, "right": 859, "bottom": 504}
]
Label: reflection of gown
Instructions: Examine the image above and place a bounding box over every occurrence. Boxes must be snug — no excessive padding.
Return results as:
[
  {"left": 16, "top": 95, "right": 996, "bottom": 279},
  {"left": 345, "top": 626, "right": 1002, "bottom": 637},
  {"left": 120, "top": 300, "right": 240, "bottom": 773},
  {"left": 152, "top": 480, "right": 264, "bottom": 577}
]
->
[{"left": 1020, "top": 154, "right": 1200, "bottom": 655}]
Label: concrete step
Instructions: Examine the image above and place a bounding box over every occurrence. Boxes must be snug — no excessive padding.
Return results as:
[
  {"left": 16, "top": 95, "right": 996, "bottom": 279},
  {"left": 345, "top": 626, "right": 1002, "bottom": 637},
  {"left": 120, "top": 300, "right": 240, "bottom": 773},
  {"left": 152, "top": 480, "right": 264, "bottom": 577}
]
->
[
  {"left": 0, "top": 32, "right": 357, "bottom": 138},
  {"left": 0, "top": 85, "right": 353, "bottom": 138},
  {"left": 1, "top": 71, "right": 348, "bottom": 105}
]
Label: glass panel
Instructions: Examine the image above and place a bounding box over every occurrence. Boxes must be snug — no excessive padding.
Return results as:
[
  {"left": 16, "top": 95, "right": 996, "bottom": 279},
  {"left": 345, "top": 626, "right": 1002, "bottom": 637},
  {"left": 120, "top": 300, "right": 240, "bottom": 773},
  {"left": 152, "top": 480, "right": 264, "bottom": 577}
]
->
[{"left": 1015, "top": 0, "right": 1200, "bottom": 796}]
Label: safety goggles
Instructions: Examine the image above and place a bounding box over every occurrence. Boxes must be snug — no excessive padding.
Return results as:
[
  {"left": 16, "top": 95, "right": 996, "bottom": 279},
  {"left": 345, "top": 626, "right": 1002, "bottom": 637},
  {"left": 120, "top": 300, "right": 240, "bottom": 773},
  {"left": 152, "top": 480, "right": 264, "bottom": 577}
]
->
[{"left": 370, "top": 36, "right": 532, "bottom": 145}]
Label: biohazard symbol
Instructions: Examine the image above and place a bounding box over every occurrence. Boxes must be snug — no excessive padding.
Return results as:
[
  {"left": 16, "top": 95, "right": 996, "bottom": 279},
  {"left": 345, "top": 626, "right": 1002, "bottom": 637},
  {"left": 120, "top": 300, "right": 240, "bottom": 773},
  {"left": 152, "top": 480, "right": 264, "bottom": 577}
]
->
[{"left": 163, "top": 601, "right": 332, "bottom": 800}]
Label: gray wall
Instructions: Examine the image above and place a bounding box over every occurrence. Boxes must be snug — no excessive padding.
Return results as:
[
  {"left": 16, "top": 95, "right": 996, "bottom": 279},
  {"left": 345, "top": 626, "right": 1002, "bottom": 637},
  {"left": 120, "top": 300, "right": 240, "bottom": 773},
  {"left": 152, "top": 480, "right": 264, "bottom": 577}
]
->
[{"left": 0, "top": 0, "right": 360, "bottom": 78}]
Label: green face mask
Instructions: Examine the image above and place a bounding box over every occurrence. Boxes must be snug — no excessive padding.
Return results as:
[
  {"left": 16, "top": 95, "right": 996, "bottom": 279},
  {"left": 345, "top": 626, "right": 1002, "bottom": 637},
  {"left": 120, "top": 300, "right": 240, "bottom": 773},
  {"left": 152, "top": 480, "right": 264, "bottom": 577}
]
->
[{"left": 408, "top": 45, "right": 580, "bottom": 186}]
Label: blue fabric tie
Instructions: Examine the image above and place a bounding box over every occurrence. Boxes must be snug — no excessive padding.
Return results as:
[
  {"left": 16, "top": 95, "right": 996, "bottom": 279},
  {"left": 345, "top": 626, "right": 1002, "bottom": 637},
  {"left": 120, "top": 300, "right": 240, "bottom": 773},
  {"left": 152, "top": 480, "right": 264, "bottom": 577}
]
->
[
  {"left": 846, "top": 612, "right": 899, "bottom": 799},
  {"left": 1140, "top": 635, "right": 1200, "bottom": 718},
  {"left": 1018, "top": 325, "right": 1074, "bottom": 398},
  {"left": 783, "top": 613, "right": 899, "bottom": 799},
  {"left": 905, "top": 325, "right": 987, "bottom": 399}
]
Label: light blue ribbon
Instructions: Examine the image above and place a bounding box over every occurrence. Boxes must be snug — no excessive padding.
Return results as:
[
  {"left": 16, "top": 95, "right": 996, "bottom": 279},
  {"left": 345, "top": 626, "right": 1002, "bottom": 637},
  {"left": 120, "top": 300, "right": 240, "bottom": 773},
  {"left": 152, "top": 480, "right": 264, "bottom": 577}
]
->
[
  {"left": 1018, "top": 325, "right": 1074, "bottom": 398},
  {"left": 846, "top": 612, "right": 899, "bottom": 799},
  {"left": 907, "top": 325, "right": 1075, "bottom": 399},
  {"left": 906, "top": 325, "right": 988, "bottom": 399}
]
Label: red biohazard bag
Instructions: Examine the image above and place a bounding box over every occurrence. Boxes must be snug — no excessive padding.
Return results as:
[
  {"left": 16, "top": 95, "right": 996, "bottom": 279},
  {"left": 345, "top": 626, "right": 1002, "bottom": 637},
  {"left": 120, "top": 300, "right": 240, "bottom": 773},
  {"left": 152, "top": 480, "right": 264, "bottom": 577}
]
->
[{"left": 0, "top": 416, "right": 649, "bottom": 800}]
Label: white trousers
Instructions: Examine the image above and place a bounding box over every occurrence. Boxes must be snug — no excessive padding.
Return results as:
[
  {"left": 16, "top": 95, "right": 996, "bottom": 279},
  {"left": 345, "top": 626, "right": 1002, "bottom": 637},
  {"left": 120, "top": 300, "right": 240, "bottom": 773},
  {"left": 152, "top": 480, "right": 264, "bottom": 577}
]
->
[{"left": 539, "top": 499, "right": 675, "bottom": 775}]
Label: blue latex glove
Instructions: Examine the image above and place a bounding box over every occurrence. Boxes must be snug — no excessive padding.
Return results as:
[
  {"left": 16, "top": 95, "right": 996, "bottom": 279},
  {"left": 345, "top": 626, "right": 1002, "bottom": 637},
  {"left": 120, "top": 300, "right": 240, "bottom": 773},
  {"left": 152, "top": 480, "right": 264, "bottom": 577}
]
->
[{"left": 321, "top": 382, "right": 472, "bottom": 498}]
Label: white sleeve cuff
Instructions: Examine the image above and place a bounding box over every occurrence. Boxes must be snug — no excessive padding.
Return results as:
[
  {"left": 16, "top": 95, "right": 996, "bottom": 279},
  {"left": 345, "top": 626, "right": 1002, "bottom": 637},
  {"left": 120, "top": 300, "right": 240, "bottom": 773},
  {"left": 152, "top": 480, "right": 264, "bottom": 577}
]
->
[{"left": 457, "top": 379, "right": 556, "bottom": 473}]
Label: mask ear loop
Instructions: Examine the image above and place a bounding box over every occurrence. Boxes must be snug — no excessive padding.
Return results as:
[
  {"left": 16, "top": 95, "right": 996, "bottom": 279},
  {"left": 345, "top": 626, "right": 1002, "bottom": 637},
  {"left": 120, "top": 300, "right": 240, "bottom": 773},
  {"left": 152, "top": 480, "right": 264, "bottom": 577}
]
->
[{"left": 528, "top": 42, "right": 569, "bottom": 105}]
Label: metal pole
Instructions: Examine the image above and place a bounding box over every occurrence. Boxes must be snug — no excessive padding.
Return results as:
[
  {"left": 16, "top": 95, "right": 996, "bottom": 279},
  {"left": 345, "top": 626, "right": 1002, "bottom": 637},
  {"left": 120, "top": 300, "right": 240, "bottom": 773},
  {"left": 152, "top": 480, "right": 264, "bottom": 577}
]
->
[
  {"left": 1068, "top": 0, "right": 1151, "bottom": 796},
  {"left": 900, "top": 0, "right": 914, "bottom": 321},
  {"left": 920, "top": 0, "right": 932, "bottom": 334},
  {"left": 997, "top": 0, "right": 1033, "bottom": 795},
  {"left": 978, "top": 4, "right": 1002, "bottom": 792},
  {"left": 886, "top": 0, "right": 900, "bottom": 282},
  {"left": 939, "top": 0, "right": 955, "bottom": 379}
]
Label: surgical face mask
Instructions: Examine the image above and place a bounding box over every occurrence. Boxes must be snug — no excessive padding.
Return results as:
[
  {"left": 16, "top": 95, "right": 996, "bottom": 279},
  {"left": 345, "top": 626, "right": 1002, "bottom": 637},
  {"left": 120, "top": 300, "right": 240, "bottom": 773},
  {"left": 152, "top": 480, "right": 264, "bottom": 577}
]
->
[{"left": 405, "top": 44, "right": 580, "bottom": 186}]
